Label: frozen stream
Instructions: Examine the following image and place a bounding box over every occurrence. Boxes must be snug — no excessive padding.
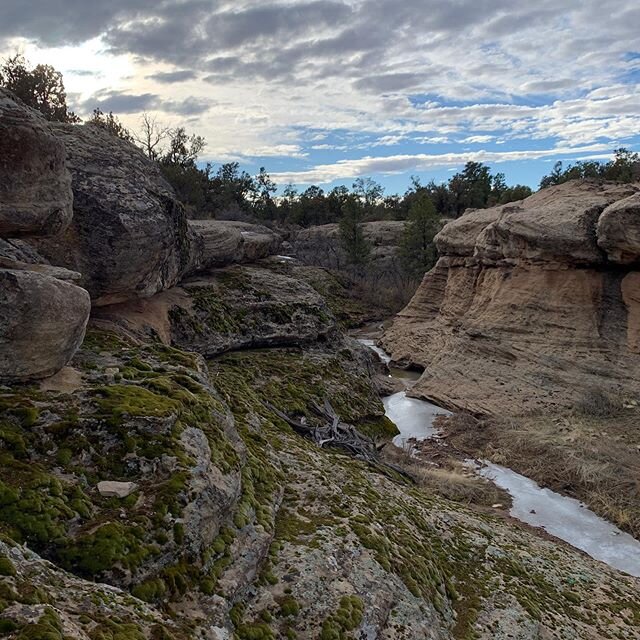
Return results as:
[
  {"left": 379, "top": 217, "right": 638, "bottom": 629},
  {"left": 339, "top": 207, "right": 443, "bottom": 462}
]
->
[
  {"left": 383, "top": 392, "right": 451, "bottom": 449},
  {"left": 358, "top": 336, "right": 640, "bottom": 578},
  {"left": 479, "top": 463, "right": 640, "bottom": 578}
]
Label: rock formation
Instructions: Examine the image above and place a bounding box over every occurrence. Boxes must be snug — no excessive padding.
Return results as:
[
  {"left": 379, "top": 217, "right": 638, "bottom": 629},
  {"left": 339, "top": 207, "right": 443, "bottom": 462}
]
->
[
  {"left": 32, "top": 122, "right": 191, "bottom": 306},
  {"left": 0, "top": 268, "right": 90, "bottom": 380},
  {"left": 0, "top": 90, "right": 90, "bottom": 381},
  {"left": 0, "top": 89, "right": 73, "bottom": 237},
  {"left": 293, "top": 220, "right": 406, "bottom": 272},
  {"left": 186, "top": 220, "right": 281, "bottom": 274},
  {"left": 2, "top": 94, "right": 640, "bottom": 640},
  {"left": 381, "top": 180, "right": 640, "bottom": 414}
]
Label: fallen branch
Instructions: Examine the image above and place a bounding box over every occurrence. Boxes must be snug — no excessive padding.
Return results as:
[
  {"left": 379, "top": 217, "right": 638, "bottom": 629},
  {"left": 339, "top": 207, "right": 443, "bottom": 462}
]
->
[{"left": 264, "top": 400, "right": 414, "bottom": 482}]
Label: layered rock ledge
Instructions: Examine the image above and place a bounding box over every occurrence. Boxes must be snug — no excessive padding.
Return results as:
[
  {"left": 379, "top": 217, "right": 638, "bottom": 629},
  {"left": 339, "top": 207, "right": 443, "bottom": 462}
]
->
[{"left": 381, "top": 180, "right": 640, "bottom": 414}]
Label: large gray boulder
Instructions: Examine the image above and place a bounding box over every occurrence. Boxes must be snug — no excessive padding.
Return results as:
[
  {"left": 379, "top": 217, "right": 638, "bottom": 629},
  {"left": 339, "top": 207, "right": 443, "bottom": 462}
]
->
[
  {"left": 0, "top": 89, "right": 73, "bottom": 237},
  {"left": 0, "top": 268, "right": 90, "bottom": 380},
  {"left": 187, "top": 220, "right": 282, "bottom": 274},
  {"left": 32, "top": 123, "right": 191, "bottom": 306},
  {"left": 597, "top": 193, "right": 640, "bottom": 265}
]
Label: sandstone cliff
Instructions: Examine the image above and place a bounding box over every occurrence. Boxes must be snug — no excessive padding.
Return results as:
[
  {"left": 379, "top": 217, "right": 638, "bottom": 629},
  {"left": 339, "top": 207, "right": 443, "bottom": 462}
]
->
[{"left": 381, "top": 180, "right": 640, "bottom": 414}]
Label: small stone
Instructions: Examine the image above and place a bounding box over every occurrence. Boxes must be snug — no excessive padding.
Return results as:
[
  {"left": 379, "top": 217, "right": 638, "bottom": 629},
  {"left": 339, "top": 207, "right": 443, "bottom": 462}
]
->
[
  {"left": 491, "top": 503, "right": 504, "bottom": 509},
  {"left": 97, "top": 481, "right": 138, "bottom": 499}
]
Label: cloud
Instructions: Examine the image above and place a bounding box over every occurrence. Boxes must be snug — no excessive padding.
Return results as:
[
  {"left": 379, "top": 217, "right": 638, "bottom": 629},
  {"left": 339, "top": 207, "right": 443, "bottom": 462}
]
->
[
  {"left": 81, "top": 90, "right": 159, "bottom": 114},
  {"left": 2, "top": 0, "right": 639, "bottom": 182},
  {"left": 147, "top": 69, "right": 197, "bottom": 84},
  {"left": 270, "top": 143, "right": 612, "bottom": 184},
  {"left": 461, "top": 135, "right": 494, "bottom": 144},
  {"left": 79, "top": 90, "right": 213, "bottom": 117}
]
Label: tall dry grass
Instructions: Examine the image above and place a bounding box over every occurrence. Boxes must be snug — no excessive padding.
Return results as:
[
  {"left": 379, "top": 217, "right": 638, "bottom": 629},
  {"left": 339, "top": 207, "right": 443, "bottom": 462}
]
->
[{"left": 443, "top": 396, "right": 640, "bottom": 538}]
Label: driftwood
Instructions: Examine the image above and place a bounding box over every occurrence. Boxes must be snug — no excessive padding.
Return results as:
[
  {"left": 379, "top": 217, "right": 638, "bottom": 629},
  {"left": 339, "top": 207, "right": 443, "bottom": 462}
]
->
[{"left": 264, "top": 399, "right": 414, "bottom": 481}]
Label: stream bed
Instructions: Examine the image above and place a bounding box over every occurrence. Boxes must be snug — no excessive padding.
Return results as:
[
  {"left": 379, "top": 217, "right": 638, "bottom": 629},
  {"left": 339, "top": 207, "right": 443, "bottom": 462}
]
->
[{"left": 358, "top": 336, "right": 640, "bottom": 578}]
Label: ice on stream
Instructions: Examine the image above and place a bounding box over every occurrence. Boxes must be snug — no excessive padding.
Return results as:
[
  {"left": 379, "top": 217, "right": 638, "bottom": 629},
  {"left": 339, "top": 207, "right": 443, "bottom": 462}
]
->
[
  {"left": 478, "top": 462, "right": 640, "bottom": 578},
  {"left": 384, "top": 392, "right": 452, "bottom": 449}
]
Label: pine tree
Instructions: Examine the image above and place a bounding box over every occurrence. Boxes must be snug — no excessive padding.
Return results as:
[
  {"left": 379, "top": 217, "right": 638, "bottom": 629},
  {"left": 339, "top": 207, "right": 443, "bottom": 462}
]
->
[
  {"left": 399, "top": 193, "right": 440, "bottom": 278},
  {"left": 338, "top": 197, "right": 370, "bottom": 267}
]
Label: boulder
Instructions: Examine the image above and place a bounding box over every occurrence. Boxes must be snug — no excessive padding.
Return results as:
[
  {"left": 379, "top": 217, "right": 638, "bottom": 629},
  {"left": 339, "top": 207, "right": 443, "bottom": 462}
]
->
[
  {"left": 97, "top": 481, "right": 138, "bottom": 499},
  {"left": 186, "top": 220, "right": 281, "bottom": 274},
  {"left": 293, "top": 220, "right": 407, "bottom": 272},
  {"left": 32, "top": 123, "right": 191, "bottom": 306},
  {"left": 597, "top": 193, "right": 640, "bottom": 264},
  {"left": 382, "top": 180, "right": 640, "bottom": 415},
  {"left": 0, "top": 237, "right": 48, "bottom": 264},
  {"left": 0, "top": 268, "right": 90, "bottom": 380},
  {"left": 169, "top": 266, "right": 337, "bottom": 356},
  {"left": 435, "top": 208, "right": 502, "bottom": 258},
  {"left": 231, "top": 221, "right": 282, "bottom": 262},
  {"left": 0, "top": 89, "right": 73, "bottom": 237},
  {"left": 438, "top": 180, "right": 637, "bottom": 265}
]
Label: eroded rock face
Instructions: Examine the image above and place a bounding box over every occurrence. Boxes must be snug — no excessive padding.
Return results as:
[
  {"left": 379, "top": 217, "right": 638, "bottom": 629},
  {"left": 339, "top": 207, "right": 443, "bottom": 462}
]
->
[
  {"left": 0, "top": 268, "right": 90, "bottom": 380},
  {"left": 170, "top": 265, "right": 337, "bottom": 356},
  {"left": 32, "top": 123, "right": 191, "bottom": 306},
  {"left": 382, "top": 180, "right": 640, "bottom": 415},
  {"left": 293, "top": 220, "right": 406, "bottom": 272},
  {"left": 187, "top": 220, "right": 281, "bottom": 274},
  {"left": 0, "top": 89, "right": 73, "bottom": 237}
]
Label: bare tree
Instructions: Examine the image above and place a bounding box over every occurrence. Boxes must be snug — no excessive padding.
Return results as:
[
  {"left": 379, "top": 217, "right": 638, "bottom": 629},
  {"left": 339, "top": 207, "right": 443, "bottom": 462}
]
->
[{"left": 134, "top": 112, "right": 170, "bottom": 160}]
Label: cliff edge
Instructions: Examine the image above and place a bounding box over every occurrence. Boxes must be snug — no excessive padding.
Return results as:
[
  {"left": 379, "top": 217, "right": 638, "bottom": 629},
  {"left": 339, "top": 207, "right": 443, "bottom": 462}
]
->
[{"left": 381, "top": 180, "right": 640, "bottom": 414}]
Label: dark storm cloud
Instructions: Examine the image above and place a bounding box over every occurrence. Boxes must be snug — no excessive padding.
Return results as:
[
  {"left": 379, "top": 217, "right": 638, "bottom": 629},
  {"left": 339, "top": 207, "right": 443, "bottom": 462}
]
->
[
  {"left": 83, "top": 90, "right": 159, "bottom": 114},
  {"left": 147, "top": 69, "right": 198, "bottom": 83},
  {"left": 0, "top": 0, "right": 159, "bottom": 45},
  {"left": 204, "top": 1, "right": 351, "bottom": 48},
  {"left": 160, "top": 96, "right": 211, "bottom": 115},
  {"left": 79, "top": 89, "right": 211, "bottom": 117}
]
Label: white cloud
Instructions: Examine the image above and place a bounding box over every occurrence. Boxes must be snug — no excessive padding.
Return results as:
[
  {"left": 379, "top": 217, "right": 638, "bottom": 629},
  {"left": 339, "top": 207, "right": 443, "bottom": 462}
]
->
[
  {"left": 2, "top": 0, "right": 638, "bottom": 178},
  {"left": 271, "top": 143, "right": 612, "bottom": 184}
]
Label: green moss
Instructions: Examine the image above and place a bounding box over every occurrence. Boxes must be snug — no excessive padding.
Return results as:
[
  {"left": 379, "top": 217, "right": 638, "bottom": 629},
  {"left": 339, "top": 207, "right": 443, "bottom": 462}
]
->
[
  {"left": 15, "top": 607, "right": 64, "bottom": 640},
  {"left": 320, "top": 596, "right": 364, "bottom": 640},
  {"left": 0, "top": 618, "right": 18, "bottom": 633},
  {"left": 131, "top": 578, "right": 167, "bottom": 603},
  {"left": 277, "top": 596, "right": 300, "bottom": 618},
  {"left": 0, "top": 556, "right": 16, "bottom": 576},
  {"left": 235, "top": 623, "right": 275, "bottom": 640},
  {"left": 92, "top": 385, "right": 180, "bottom": 422},
  {"left": 58, "top": 522, "right": 149, "bottom": 577}
]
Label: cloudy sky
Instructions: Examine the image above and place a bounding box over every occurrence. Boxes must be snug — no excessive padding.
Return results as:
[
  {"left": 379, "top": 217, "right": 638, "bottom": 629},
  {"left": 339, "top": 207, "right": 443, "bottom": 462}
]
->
[{"left": 1, "top": 0, "right": 639, "bottom": 193}]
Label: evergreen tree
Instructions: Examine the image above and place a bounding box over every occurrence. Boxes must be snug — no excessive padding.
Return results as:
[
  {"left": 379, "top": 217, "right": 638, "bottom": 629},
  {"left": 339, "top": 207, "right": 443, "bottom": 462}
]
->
[
  {"left": 399, "top": 193, "right": 440, "bottom": 278},
  {"left": 339, "top": 197, "right": 370, "bottom": 267},
  {"left": 0, "top": 53, "right": 79, "bottom": 123}
]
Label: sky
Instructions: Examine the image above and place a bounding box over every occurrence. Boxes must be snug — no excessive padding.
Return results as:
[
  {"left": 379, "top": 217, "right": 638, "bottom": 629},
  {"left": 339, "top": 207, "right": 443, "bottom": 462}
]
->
[{"left": 1, "top": 0, "right": 639, "bottom": 194}]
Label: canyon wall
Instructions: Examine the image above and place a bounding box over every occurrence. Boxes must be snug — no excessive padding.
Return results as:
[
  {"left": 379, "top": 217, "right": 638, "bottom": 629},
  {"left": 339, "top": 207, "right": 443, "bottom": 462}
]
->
[{"left": 381, "top": 180, "right": 640, "bottom": 415}]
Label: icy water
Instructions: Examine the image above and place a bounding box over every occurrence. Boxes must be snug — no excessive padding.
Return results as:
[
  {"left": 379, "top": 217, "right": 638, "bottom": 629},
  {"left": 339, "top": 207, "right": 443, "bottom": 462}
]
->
[
  {"left": 358, "top": 335, "right": 640, "bottom": 578},
  {"left": 478, "top": 462, "right": 640, "bottom": 578},
  {"left": 383, "top": 391, "right": 451, "bottom": 449}
]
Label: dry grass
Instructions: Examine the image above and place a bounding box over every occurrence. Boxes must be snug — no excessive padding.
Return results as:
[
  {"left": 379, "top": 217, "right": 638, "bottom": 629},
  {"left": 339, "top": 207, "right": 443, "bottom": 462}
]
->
[
  {"left": 382, "top": 442, "right": 511, "bottom": 507},
  {"left": 443, "top": 404, "right": 640, "bottom": 538}
]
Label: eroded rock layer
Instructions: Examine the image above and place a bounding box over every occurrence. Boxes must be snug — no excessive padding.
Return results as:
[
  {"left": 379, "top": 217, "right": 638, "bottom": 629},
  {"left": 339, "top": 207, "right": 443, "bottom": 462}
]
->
[{"left": 381, "top": 180, "right": 640, "bottom": 414}]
